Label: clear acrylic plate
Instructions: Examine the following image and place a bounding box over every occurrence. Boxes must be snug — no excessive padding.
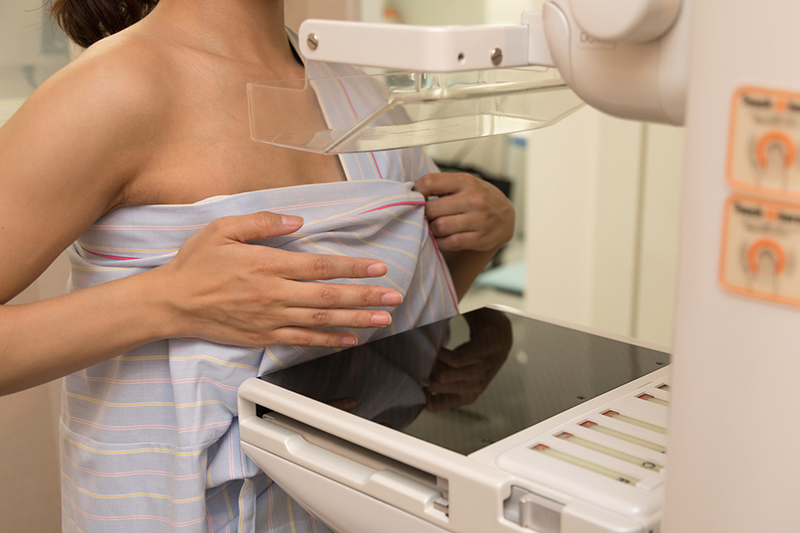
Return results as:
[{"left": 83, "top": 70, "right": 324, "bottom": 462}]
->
[{"left": 248, "top": 63, "right": 584, "bottom": 154}]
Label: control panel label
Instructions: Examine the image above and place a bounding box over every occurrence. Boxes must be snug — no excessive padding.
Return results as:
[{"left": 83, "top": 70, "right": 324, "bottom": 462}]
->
[
  {"left": 727, "top": 87, "right": 800, "bottom": 199},
  {"left": 720, "top": 195, "right": 800, "bottom": 307}
]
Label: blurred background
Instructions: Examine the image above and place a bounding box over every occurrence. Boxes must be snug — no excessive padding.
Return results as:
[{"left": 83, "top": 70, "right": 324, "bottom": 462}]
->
[{"left": 0, "top": 0, "right": 683, "bottom": 528}]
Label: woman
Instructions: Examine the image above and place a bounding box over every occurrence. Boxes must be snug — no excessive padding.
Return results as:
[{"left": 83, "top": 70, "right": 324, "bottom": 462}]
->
[{"left": 0, "top": 0, "right": 514, "bottom": 531}]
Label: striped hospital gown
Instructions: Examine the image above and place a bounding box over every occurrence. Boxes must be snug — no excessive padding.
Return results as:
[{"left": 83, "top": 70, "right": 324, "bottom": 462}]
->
[{"left": 60, "top": 59, "right": 460, "bottom": 532}]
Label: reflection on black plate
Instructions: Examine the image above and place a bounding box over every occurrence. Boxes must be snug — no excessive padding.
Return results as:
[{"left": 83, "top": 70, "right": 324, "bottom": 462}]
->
[{"left": 260, "top": 308, "right": 669, "bottom": 455}]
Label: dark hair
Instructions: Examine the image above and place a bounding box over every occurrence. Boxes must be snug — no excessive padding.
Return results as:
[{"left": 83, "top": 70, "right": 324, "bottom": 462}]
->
[{"left": 49, "top": 0, "right": 159, "bottom": 48}]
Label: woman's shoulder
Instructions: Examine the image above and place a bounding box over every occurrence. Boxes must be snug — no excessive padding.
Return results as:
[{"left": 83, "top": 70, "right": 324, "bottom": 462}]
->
[
  {"left": 48, "top": 30, "right": 173, "bottom": 121},
  {"left": 0, "top": 29, "right": 178, "bottom": 215}
]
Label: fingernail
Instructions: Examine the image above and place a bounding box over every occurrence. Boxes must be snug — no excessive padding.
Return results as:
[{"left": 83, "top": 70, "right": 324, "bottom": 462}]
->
[
  {"left": 371, "top": 312, "right": 392, "bottom": 326},
  {"left": 381, "top": 292, "right": 403, "bottom": 306},
  {"left": 341, "top": 336, "right": 358, "bottom": 346},
  {"left": 367, "top": 262, "right": 387, "bottom": 277},
  {"left": 281, "top": 215, "right": 304, "bottom": 228}
]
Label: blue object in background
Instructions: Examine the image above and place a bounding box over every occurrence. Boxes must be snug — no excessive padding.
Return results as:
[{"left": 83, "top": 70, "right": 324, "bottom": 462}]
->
[{"left": 475, "top": 261, "right": 525, "bottom": 295}]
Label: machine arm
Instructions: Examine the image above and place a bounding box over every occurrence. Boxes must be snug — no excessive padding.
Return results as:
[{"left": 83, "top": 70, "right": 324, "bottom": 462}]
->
[{"left": 298, "top": 0, "right": 690, "bottom": 126}]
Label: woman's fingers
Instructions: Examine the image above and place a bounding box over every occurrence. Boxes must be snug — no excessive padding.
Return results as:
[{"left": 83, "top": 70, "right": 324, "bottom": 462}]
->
[
  {"left": 268, "top": 326, "right": 362, "bottom": 348},
  {"left": 417, "top": 172, "right": 514, "bottom": 254},
  {"left": 282, "top": 306, "right": 393, "bottom": 329},
  {"left": 207, "top": 212, "right": 393, "bottom": 281},
  {"left": 283, "top": 281, "right": 403, "bottom": 309},
  {"left": 436, "top": 231, "right": 482, "bottom": 252},
  {"left": 424, "top": 194, "right": 473, "bottom": 220},
  {"left": 166, "top": 210, "right": 408, "bottom": 348},
  {"left": 209, "top": 211, "right": 305, "bottom": 243},
  {"left": 414, "top": 172, "right": 469, "bottom": 198},
  {"left": 429, "top": 213, "right": 473, "bottom": 238},
  {"left": 264, "top": 248, "right": 389, "bottom": 281}
]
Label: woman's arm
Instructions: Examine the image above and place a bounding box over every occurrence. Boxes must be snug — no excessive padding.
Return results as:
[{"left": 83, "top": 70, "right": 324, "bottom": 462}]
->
[
  {"left": 439, "top": 249, "right": 502, "bottom": 301},
  {"left": 0, "top": 213, "right": 400, "bottom": 395},
  {"left": 413, "top": 173, "right": 515, "bottom": 300},
  {"left": 0, "top": 45, "right": 401, "bottom": 396}
]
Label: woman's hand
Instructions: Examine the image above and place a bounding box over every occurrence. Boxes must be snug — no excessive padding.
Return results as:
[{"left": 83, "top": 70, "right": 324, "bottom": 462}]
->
[
  {"left": 414, "top": 173, "right": 515, "bottom": 253},
  {"left": 414, "top": 172, "right": 515, "bottom": 300},
  {"left": 155, "top": 211, "right": 403, "bottom": 348}
]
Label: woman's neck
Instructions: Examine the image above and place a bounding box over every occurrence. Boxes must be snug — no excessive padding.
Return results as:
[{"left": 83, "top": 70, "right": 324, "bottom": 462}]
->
[{"left": 145, "top": 0, "right": 297, "bottom": 73}]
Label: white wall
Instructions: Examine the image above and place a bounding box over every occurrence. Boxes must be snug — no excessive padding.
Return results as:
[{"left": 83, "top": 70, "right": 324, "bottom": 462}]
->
[
  {"left": 590, "top": 118, "right": 647, "bottom": 336},
  {"left": 1, "top": 101, "right": 71, "bottom": 533},
  {"left": 634, "top": 124, "right": 684, "bottom": 343},
  {"left": 484, "top": 0, "right": 541, "bottom": 25},
  {"left": 524, "top": 107, "right": 684, "bottom": 347},
  {"left": 524, "top": 108, "right": 601, "bottom": 326},
  {"left": 0, "top": 2, "right": 72, "bottom": 529},
  {"left": 285, "top": 0, "right": 361, "bottom": 31},
  {"left": 0, "top": 380, "right": 63, "bottom": 531},
  {"left": 0, "top": 1, "right": 69, "bottom": 97},
  {"left": 1, "top": 250, "right": 71, "bottom": 532},
  {"left": 384, "top": 0, "right": 484, "bottom": 25},
  {"left": 381, "top": 0, "right": 540, "bottom": 26}
]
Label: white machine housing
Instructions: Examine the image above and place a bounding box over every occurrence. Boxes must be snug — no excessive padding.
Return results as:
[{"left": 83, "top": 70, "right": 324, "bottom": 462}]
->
[{"left": 238, "top": 308, "right": 671, "bottom": 533}]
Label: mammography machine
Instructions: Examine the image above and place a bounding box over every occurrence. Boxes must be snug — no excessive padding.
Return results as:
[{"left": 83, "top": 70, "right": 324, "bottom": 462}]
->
[
  {"left": 239, "top": 1, "right": 800, "bottom": 531},
  {"left": 240, "top": 307, "right": 671, "bottom": 533}
]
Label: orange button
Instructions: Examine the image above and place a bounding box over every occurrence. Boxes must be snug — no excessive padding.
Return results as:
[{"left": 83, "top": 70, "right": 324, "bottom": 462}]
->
[
  {"left": 756, "top": 131, "right": 796, "bottom": 168},
  {"left": 747, "top": 238, "right": 787, "bottom": 274}
]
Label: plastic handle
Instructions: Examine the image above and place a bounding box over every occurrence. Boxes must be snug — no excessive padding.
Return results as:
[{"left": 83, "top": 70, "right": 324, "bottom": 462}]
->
[{"left": 240, "top": 416, "right": 444, "bottom": 514}]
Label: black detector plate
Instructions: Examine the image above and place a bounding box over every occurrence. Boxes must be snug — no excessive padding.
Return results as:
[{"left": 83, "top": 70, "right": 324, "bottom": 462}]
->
[{"left": 259, "top": 308, "right": 669, "bottom": 455}]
